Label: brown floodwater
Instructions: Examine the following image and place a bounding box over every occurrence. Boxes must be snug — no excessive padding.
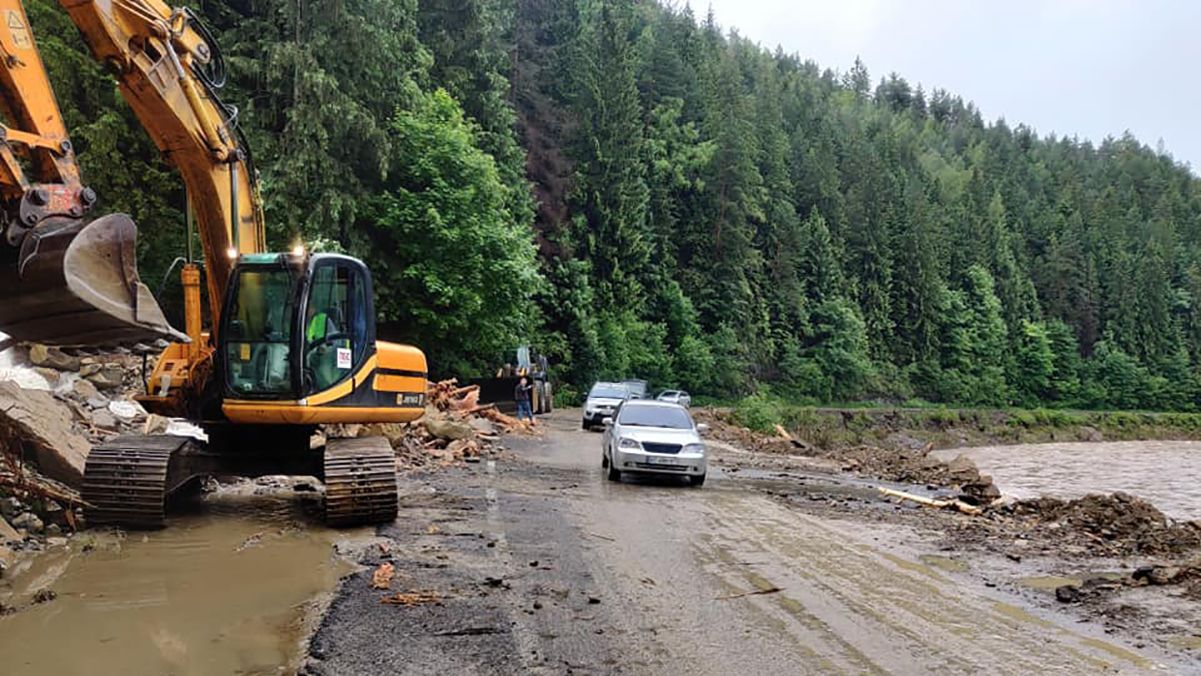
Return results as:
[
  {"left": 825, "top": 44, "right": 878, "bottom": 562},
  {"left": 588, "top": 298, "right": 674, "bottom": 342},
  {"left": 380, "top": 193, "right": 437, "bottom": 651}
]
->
[
  {"left": 933, "top": 440, "right": 1201, "bottom": 520},
  {"left": 0, "top": 483, "right": 367, "bottom": 676}
]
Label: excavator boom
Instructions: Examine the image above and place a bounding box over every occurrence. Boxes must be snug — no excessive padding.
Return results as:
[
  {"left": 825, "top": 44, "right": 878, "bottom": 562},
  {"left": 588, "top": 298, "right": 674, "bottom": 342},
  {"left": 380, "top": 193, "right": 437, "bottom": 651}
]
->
[{"left": 0, "top": 0, "right": 264, "bottom": 346}]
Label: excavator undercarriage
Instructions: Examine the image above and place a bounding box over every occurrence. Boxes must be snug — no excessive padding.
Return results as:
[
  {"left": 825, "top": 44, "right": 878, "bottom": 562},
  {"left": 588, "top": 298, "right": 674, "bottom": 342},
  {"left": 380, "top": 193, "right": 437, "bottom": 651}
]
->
[{"left": 83, "top": 431, "right": 400, "bottom": 529}]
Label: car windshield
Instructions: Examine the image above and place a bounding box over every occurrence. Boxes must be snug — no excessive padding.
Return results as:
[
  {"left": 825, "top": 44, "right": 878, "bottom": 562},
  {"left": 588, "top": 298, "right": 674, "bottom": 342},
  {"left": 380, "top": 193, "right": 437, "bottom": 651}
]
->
[
  {"left": 618, "top": 405, "right": 693, "bottom": 429},
  {"left": 590, "top": 384, "right": 628, "bottom": 399}
]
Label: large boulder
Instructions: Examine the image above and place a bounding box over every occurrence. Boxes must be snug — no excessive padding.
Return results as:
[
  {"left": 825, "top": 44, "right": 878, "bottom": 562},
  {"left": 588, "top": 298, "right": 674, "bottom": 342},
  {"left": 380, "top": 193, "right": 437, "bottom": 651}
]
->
[
  {"left": 84, "top": 364, "right": 125, "bottom": 390},
  {"left": 28, "top": 344, "right": 80, "bottom": 372},
  {"left": 0, "top": 381, "right": 91, "bottom": 486},
  {"left": 422, "top": 412, "right": 475, "bottom": 441}
]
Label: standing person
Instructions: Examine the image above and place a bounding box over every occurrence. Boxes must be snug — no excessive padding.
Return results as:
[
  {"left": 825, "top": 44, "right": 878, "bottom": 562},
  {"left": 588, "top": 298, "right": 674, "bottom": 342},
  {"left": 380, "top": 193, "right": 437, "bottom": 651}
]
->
[{"left": 514, "top": 376, "right": 534, "bottom": 423}]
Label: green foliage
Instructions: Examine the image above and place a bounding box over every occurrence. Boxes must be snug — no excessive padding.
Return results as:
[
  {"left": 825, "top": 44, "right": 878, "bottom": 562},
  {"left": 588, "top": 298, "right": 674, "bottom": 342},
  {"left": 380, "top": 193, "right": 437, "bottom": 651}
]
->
[
  {"left": 29, "top": 0, "right": 1201, "bottom": 412},
  {"left": 1012, "top": 321, "right": 1054, "bottom": 407},
  {"left": 359, "top": 90, "right": 540, "bottom": 375},
  {"left": 732, "top": 391, "right": 785, "bottom": 433}
]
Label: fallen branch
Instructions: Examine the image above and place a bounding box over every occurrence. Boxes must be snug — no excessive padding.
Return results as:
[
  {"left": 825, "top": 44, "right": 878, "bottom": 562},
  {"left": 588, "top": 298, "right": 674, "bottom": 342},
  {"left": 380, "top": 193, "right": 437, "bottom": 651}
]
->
[
  {"left": 717, "top": 586, "right": 782, "bottom": 600},
  {"left": 380, "top": 590, "right": 442, "bottom": 606},
  {"left": 877, "top": 486, "right": 982, "bottom": 516}
]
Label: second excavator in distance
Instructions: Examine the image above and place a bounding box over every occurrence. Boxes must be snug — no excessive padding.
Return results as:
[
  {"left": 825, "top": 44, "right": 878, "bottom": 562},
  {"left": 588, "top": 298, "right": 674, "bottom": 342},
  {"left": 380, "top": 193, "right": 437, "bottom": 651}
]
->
[{"left": 0, "top": 0, "right": 427, "bottom": 527}]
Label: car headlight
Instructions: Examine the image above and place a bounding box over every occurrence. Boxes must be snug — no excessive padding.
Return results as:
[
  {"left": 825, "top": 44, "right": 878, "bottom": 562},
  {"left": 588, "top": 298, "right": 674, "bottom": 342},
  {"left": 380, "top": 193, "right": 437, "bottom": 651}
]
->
[
  {"left": 618, "top": 437, "right": 642, "bottom": 450},
  {"left": 682, "top": 443, "right": 705, "bottom": 455}
]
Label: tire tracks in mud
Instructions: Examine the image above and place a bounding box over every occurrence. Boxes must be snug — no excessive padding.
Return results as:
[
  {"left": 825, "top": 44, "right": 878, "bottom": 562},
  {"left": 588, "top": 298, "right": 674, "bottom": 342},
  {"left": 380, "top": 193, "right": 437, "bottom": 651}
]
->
[{"left": 307, "top": 412, "right": 1173, "bottom": 674}]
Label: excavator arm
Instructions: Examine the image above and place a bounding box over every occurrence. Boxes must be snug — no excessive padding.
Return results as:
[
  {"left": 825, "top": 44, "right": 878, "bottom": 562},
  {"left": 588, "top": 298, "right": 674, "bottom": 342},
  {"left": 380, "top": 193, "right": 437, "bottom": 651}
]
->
[{"left": 0, "top": 0, "right": 264, "bottom": 346}]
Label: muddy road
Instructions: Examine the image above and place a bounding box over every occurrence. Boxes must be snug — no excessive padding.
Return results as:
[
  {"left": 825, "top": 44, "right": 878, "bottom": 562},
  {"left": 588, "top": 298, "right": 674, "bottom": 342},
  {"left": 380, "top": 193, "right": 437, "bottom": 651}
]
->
[
  {"left": 2, "top": 410, "right": 1194, "bottom": 674},
  {"left": 307, "top": 412, "right": 1177, "bottom": 675}
]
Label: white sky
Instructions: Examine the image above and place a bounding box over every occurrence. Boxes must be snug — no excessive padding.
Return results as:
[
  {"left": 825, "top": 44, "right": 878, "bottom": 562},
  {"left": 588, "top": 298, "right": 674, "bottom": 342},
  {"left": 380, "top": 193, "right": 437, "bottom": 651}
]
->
[{"left": 699, "top": 0, "right": 1200, "bottom": 172}]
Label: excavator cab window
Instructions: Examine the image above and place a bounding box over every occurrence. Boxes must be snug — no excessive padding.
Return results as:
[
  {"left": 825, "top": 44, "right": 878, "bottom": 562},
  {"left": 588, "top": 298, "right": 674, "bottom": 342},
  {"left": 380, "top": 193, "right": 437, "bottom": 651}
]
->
[
  {"left": 303, "top": 261, "right": 368, "bottom": 393},
  {"left": 224, "top": 266, "right": 298, "bottom": 396}
]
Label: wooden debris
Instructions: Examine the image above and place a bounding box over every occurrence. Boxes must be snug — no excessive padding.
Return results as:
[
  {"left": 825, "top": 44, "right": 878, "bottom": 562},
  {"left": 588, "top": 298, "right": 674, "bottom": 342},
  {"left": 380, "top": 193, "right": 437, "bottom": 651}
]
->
[
  {"left": 372, "top": 562, "right": 395, "bottom": 589},
  {"left": 774, "top": 424, "right": 792, "bottom": 440},
  {"left": 877, "top": 486, "right": 982, "bottom": 516},
  {"left": 380, "top": 590, "right": 442, "bottom": 606}
]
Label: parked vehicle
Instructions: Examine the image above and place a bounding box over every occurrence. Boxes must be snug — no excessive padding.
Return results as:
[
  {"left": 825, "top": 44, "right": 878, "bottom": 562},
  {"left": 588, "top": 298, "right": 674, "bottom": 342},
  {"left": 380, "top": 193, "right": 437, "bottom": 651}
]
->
[
  {"left": 468, "top": 345, "right": 553, "bottom": 415},
  {"left": 583, "top": 382, "right": 630, "bottom": 430},
  {"left": 601, "top": 400, "right": 708, "bottom": 486},
  {"left": 656, "top": 390, "right": 692, "bottom": 407},
  {"left": 623, "top": 379, "right": 648, "bottom": 399}
]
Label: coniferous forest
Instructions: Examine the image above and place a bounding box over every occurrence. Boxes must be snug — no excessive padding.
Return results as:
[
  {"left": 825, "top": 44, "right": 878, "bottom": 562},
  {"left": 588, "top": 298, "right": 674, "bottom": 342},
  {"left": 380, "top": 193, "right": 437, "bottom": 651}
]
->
[{"left": 24, "top": 0, "right": 1201, "bottom": 410}]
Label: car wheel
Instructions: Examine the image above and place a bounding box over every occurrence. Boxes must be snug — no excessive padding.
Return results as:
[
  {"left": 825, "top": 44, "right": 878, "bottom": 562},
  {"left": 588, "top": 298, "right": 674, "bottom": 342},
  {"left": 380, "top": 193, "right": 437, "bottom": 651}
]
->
[
  {"left": 607, "top": 462, "right": 621, "bottom": 482},
  {"left": 689, "top": 473, "right": 706, "bottom": 487},
  {"left": 582, "top": 420, "right": 590, "bottom": 430}
]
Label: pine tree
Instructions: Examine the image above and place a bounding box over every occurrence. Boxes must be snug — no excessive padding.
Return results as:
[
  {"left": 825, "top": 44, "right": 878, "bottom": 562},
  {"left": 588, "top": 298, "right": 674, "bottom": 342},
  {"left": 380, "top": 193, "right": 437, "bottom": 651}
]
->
[{"left": 568, "top": 0, "right": 652, "bottom": 307}]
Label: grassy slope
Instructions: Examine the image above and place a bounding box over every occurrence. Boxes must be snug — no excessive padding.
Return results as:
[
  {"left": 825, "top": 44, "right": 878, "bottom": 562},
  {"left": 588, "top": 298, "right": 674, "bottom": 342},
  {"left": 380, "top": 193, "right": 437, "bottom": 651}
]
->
[{"left": 721, "top": 397, "right": 1201, "bottom": 451}]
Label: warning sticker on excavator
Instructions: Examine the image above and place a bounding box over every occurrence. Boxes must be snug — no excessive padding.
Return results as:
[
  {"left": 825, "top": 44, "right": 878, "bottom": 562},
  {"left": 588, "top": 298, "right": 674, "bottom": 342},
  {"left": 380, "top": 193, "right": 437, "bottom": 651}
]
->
[
  {"left": 336, "top": 347, "right": 352, "bottom": 369},
  {"left": 4, "top": 11, "right": 32, "bottom": 49}
]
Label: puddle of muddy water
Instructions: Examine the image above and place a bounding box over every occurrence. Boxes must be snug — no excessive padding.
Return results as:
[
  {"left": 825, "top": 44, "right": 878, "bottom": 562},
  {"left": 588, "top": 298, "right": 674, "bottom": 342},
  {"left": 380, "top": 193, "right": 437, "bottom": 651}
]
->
[
  {"left": 933, "top": 441, "right": 1201, "bottom": 520},
  {"left": 0, "top": 485, "right": 367, "bottom": 676}
]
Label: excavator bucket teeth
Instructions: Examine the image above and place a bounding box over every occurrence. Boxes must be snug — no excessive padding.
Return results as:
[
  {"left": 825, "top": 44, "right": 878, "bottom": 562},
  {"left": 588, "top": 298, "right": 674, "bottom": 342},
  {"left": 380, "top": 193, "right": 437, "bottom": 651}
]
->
[{"left": 0, "top": 214, "right": 187, "bottom": 346}]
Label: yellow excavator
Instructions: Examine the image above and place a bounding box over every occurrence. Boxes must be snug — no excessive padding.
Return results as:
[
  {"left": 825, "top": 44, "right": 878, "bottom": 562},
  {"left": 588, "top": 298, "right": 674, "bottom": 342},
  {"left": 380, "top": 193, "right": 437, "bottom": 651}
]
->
[{"left": 0, "top": 0, "right": 427, "bottom": 527}]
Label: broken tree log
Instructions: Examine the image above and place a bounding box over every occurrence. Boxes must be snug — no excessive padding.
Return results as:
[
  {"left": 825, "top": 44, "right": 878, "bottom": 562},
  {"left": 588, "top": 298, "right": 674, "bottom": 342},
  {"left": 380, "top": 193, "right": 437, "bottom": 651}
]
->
[{"left": 877, "top": 486, "right": 982, "bottom": 516}]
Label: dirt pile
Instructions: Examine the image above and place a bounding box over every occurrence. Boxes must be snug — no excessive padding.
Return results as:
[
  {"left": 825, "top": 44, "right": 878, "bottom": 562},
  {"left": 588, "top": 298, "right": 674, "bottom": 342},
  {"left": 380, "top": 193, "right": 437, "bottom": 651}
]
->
[
  {"left": 333, "top": 378, "right": 538, "bottom": 471},
  {"left": 694, "top": 409, "right": 815, "bottom": 455},
  {"left": 998, "top": 493, "right": 1201, "bottom": 557},
  {"left": 698, "top": 408, "right": 1001, "bottom": 502}
]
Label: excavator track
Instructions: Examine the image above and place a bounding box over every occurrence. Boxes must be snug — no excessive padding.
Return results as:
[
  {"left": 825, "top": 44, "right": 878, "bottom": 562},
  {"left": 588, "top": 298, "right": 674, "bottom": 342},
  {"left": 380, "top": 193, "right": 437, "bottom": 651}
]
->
[
  {"left": 81, "top": 435, "right": 196, "bottom": 529},
  {"left": 323, "top": 437, "right": 399, "bottom": 527}
]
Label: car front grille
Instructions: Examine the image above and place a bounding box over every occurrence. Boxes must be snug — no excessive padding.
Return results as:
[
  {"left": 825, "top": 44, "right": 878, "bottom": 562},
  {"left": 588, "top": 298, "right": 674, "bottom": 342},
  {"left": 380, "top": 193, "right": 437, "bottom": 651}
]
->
[
  {"left": 642, "top": 442, "right": 682, "bottom": 455},
  {"left": 631, "top": 462, "right": 689, "bottom": 472}
]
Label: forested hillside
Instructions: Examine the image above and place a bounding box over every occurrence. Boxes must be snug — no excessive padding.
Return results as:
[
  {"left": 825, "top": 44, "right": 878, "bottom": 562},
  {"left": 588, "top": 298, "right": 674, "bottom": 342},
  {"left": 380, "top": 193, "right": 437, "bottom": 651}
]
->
[{"left": 25, "top": 0, "right": 1201, "bottom": 410}]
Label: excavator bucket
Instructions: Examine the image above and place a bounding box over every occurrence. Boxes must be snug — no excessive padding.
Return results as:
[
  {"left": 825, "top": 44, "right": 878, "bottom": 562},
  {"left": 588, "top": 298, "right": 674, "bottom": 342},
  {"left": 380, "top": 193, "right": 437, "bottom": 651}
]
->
[{"left": 0, "top": 214, "right": 187, "bottom": 346}]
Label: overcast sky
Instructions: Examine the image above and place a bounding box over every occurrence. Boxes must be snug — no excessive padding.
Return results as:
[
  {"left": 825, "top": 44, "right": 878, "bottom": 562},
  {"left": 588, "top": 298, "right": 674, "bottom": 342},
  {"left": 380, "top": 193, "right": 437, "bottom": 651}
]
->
[{"left": 699, "top": 0, "right": 1200, "bottom": 172}]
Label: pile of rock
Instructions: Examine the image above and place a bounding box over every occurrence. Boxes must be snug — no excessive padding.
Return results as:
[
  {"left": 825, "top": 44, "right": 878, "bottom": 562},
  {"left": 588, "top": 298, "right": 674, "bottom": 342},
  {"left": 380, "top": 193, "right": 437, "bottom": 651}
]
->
[
  {"left": 331, "top": 379, "right": 537, "bottom": 471},
  {"left": 20, "top": 342, "right": 158, "bottom": 442},
  {"left": 1001, "top": 492, "right": 1201, "bottom": 557},
  {"left": 0, "top": 343, "right": 158, "bottom": 561}
]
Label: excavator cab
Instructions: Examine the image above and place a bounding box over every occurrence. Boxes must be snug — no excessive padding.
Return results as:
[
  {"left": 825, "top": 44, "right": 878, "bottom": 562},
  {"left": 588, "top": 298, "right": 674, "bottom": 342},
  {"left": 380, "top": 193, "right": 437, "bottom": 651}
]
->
[
  {"left": 217, "top": 251, "right": 427, "bottom": 426},
  {"left": 220, "top": 251, "right": 374, "bottom": 401}
]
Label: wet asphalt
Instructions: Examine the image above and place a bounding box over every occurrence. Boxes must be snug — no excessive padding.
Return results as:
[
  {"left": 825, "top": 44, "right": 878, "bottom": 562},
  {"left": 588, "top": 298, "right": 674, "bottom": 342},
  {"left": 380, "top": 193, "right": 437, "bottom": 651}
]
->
[{"left": 302, "top": 411, "right": 1175, "bottom": 675}]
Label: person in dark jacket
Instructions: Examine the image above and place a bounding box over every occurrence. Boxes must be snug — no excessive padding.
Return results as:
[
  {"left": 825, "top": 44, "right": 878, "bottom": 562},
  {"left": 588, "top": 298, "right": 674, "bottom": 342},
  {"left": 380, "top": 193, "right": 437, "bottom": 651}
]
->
[{"left": 514, "top": 376, "right": 534, "bottom": 422}]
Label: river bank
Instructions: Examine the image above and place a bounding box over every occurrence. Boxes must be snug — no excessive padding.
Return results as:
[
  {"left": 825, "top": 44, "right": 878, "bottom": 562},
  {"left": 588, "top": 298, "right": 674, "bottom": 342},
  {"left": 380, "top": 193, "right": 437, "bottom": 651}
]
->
[{"left": 718, "top": 397, "right": 1201, "bottom": 452}]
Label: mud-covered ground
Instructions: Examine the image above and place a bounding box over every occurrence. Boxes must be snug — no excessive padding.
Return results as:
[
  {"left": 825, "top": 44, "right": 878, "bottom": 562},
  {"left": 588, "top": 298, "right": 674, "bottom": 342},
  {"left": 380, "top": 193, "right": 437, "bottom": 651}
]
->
[
  {"left": 4, "top": 408, "right": 1197, "bottom": 674},
  {"left": 304, "top": 411, "right": 1199, "bottom": 674}
]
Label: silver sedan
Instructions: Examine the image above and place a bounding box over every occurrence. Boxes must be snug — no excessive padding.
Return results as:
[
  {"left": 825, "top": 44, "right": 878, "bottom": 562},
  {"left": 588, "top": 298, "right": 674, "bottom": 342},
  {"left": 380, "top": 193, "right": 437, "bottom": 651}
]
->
[{"left": 601, "top": 400, "right": 708, "bottom": 486}]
